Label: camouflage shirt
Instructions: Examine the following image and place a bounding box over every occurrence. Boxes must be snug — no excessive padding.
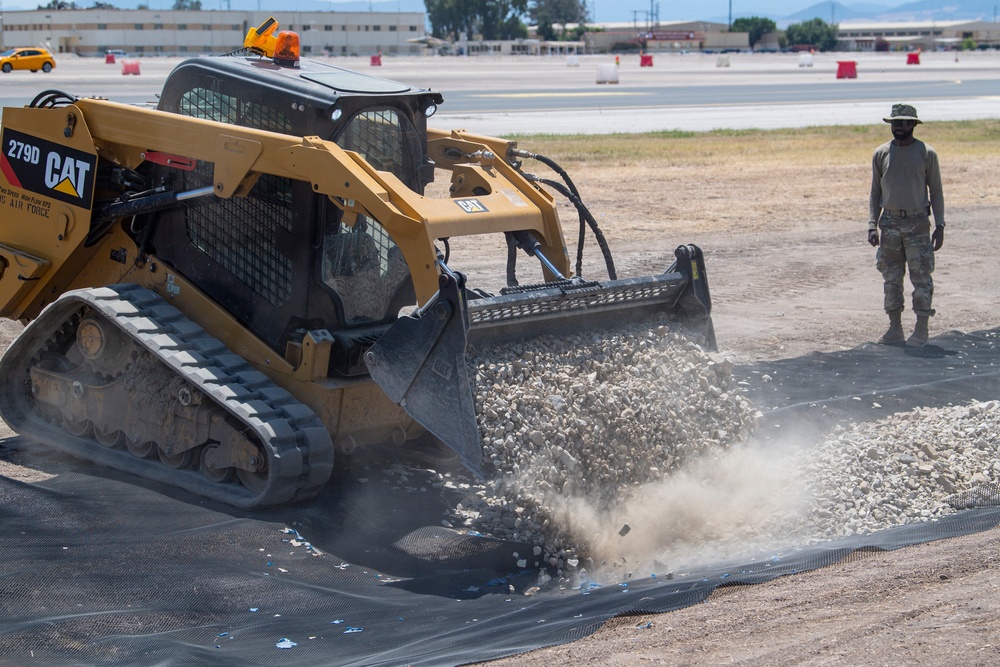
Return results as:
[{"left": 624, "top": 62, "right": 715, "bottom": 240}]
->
[{"left": 868, "top": 138, "right": 945, "bottom": 231}]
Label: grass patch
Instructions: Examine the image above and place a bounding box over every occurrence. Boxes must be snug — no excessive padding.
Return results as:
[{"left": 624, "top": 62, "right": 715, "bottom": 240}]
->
[{"left": 502, "top": 120, "right": 1000, "bottom": 169}]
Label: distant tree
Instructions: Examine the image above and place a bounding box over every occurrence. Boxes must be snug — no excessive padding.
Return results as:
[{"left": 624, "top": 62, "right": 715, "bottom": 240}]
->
[
  {"left": 476, "top": 0, "right": 529, "bottom": 40},
  {"left": 36, "top": 0, "right": 78, "bottom": 9},
  {"left": 568, "top": 22, "right": 595, "bottom": 41},
  {"left": 172, "top": 0, "right": 202, "bottom": 8},
  {"left": 962, "top": 36, "right": 976, "bottom": 50},
  {"left": 426, "top": 0, "right": 476, "bottom": 40},
  {"left": 90, "top": 1, "right": 117, "bottom": 7},
  {"left": 530, "top": 0, "right": 588, "bottom": 33},
  {"left": 784, "top": 17, "right": 838, "bottom": 51},
  {"left": 425, "top": 0, "right": 528, "bottom": 41},
  {"left": 536, "top": 15, "right": 555, "bottom": 41},
  {"left": 502, "top": 15, "right": 529, "bottom": 40},
  {"left": 731, "top": 16, "right": 776, "bottom": 48}
]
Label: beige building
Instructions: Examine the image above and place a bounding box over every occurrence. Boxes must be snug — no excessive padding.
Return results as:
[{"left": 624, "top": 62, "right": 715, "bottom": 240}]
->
[
  {"left": 0, "top": 9, "right": 428, "bottom": 57},
  {"left": 582, "top": 21, "right": 749, "bottom": 53},
  {"left": 459, "top": 38, "right": 584, "bottom": 56},
  {"left": 837, "top": 20, "right": 1000, "bottom": 51}
]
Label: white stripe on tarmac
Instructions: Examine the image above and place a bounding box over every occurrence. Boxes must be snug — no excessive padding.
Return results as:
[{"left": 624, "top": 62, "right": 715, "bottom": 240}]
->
[{"left": 438, "top": 97, "right": 1000, "bottom": 135}]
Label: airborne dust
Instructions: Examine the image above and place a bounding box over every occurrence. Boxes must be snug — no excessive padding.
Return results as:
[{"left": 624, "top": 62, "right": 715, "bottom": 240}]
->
[{"left": 458, "top": 322, "right": 818, "bottom": 580}]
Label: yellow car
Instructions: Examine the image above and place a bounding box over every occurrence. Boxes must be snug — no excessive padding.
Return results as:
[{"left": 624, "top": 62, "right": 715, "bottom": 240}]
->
[{"left": 0, "top": 47, "right": 56, "bottom": 73}]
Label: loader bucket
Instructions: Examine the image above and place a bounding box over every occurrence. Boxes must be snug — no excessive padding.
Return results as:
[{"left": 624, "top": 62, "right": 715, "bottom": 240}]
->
[{"left": 364, "top": 245, "right": 714, "bottom": 477}]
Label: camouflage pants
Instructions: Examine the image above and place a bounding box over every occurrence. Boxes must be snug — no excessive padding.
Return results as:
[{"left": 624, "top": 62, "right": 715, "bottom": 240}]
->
[{"left": 876, "top": 211, "right": 935, "bottom": 316}]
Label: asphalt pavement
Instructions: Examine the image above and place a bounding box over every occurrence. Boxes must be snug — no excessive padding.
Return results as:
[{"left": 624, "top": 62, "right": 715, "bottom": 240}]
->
[{"left": 1, "top": 50, "right": 998, "bottom": 134}]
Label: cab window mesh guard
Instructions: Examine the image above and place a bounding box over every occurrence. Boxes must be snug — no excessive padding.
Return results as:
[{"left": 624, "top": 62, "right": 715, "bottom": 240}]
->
[
  {"left": 338, "top": 108, "right": 422, "bottom": 190},
  {"left": 176, "top": 88, "right": 294, "bottom": 306}
]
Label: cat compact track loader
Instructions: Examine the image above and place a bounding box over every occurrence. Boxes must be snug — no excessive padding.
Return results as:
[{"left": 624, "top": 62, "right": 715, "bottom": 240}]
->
[{"left": 0, "top": 20, "right": 713, "bottom": 508}]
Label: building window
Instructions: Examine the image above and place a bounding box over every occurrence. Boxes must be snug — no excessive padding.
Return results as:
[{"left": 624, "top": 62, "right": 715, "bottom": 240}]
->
[
  {"left": 324, "top": 25, "right": 333, "bottom": 31},
  {"left": 135, "top": 45, "right": 145, "bottom": 52},
  {"left": 98, "top": 23, "right": 107, "bottom": 30},
  {"left": 365, "top": 25, "right": 370, "bottom": 31},
  {"left": 373, "top": 25, "right": 381, "bottom": 31},
  {"left": 232, "top": 24, "right": 240, "bottom": 30},
  {"left": 303, "top": 45, "right": 312, "bottom": 53},
  {"left": 154, "top": 23, "right": 163, "bottom": 30},
  {"left": 409, "top": 26, "right": 418, "bottom": 31},
  {"left": 135, "top": 23, "right": 144, "bottom": 30},
  {"left": 178, "top": 24, "right": 187, "bottom": 30},
  {"left": 180, "top": 45, "right": 188, "bottom": 52},
  {"left": 389, "top": 25, "right": 397, "bottom": 32}
]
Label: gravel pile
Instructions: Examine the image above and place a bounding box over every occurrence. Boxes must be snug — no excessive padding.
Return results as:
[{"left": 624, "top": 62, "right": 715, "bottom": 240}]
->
[
  {"left": 796, "top": 400, "right": 1000, "bottom": 541},
  {"left": 450, "top": 323, "right": 759, "bottom": 570},
  {"left": 426, "top": 323, "right": 999, "bottom": 581}
]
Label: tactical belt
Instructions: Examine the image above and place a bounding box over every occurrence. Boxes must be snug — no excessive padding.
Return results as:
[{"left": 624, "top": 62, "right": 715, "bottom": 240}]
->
[{"left": 885, "top": 206, "right": 930, "bottom": 218}]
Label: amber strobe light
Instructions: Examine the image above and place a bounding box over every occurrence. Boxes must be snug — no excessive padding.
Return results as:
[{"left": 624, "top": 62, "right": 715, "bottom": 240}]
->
[{"left": 273, "top": 31, "right": 301, "bottom": 67}]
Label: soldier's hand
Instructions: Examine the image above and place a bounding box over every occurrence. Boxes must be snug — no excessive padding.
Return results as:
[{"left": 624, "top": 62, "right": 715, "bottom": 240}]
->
[
  {"left": 932, "top": 225, "right": 944, "bottom": 251},
  {"left": 868, "top": 229, "right": 879, "bottom": 247}
]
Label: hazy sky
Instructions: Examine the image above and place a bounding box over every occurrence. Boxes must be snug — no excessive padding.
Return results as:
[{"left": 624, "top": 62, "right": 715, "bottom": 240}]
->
[{"left": 593, "top": 0, "right": 911, "bottom": 22}]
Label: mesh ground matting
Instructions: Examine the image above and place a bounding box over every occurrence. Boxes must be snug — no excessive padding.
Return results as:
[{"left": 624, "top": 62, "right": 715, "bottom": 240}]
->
[{"left": 1, "top": 328, "right": 998, "bottom": 666}]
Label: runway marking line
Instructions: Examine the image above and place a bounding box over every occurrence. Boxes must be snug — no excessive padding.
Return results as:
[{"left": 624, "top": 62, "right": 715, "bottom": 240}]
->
[{"left": 470, "top": 92, "right": 648, "bottom": 98}]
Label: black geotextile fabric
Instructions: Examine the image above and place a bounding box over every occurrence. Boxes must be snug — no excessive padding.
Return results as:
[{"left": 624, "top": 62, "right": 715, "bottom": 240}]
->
[{"left": 1, "top": 328, "right": 999, "bottom": 667}]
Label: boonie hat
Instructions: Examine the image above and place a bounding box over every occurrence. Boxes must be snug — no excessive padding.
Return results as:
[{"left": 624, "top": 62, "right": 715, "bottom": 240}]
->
[{"left": 883, "top": 103, "right": 922, "bottom": 124}]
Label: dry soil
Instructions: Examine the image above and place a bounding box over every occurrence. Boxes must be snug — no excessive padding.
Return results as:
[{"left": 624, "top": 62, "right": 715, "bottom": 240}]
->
[{"left": 465, "top": 124, "right": 1000, "bottom": 665}]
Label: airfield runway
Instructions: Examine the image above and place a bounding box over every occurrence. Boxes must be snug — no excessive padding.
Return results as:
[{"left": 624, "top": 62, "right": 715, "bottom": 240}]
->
[{"left": 1, "top": 49, "right": 998, "bottom": 134}]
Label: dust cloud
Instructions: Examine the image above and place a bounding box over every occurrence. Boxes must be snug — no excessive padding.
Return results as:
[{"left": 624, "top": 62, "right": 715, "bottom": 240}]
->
[{"left": 542, "top": 438, "right": 812, "bottom": 578}]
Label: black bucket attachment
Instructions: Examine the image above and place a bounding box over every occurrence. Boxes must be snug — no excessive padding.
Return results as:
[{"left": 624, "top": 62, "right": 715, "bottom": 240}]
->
[
  {"left": 364, "top": 272, "right": 484, "bottom": 476},
  {"left": 364, "top": 245, "right": 714, "bottom": 476}
]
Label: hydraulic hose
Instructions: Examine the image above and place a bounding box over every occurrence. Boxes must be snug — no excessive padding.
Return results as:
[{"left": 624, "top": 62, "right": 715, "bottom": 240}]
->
[
  {"left": 511, "top": 149, "right": 617, "bottom": 281},
  {"left": 526, "top": 174, "right": 617, "bottom": 281}
]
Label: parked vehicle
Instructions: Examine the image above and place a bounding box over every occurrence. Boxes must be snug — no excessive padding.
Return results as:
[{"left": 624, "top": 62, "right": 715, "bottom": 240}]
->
[{"left": 0, "top": 47, "right": 56, "bottom": 73}]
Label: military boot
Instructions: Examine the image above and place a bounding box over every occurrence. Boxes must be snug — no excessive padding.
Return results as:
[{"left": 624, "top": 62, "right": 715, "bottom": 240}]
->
[
  {"left": 878, "top": 311, "right": 905, "bottom": 345},
  {"left": 907, "top": 315, "right": 929, "bottom": 347}
]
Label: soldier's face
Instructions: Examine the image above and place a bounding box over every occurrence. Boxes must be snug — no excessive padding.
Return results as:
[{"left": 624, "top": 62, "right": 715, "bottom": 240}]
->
[{"left": 891, "top": 120, "right": 915, "bottom": 141}]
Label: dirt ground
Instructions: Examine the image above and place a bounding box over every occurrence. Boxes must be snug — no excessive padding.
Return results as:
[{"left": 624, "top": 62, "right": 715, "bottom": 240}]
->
[
  {"left": 467, "top": 125, "right": 1000, "bottom": 665},
  {"left": 2, "top": 121, "right": 999, "bottom": 665}
]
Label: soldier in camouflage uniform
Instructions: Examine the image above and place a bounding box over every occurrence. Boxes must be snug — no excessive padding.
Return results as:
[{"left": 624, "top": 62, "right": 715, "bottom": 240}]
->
[{"left": 868, "top": 103, "right": 945, "bottom": 347}]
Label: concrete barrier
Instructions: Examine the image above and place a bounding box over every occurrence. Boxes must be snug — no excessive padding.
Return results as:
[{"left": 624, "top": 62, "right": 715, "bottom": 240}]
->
[{"left": 596, "top": 63, "right": 619, "bottom": 84}]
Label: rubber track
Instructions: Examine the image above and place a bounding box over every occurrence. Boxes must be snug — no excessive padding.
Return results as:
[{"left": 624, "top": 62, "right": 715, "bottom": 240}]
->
[{"left": 0, "top": 284, "right": 334, "bottom": 508}]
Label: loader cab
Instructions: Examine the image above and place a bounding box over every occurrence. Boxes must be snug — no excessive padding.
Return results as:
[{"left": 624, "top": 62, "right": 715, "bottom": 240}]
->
[{"left": 146, "top": 55, "right": 442, "bottom": 373}]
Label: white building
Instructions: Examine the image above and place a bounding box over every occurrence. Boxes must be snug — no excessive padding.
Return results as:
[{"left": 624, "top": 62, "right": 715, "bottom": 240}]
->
[
  {"left": 836, "top": 20, "right": 1000, "bottom": 51},
  {"left": 0, "top": 9, "right": 428, "bottom": 57}
]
